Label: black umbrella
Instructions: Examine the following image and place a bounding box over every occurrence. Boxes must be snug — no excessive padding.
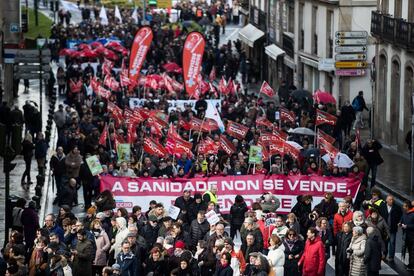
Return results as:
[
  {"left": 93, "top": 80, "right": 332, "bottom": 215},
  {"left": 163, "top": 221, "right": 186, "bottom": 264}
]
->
[
  {"left": 291, "top": 89, "right": 313, "bottom": 104},
  {"left": 198, "top": 17, "right": 211, "bottom": 26},
  {"left": 302, "top": 148, "right": 320, "bottom": 158}
]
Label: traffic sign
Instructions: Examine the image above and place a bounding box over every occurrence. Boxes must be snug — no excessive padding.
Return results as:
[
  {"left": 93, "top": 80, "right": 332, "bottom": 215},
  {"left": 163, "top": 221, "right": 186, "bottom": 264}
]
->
[
  {"left": 335, "top": 46, "right": 367, "bottom": 53},
  {"left": 14, "top": 72, "right": 51, "bottom": 80},
  {"left": 335, "top": 69, "right": 366, "bottom": 76},
  {"left": 335, "top": 54, "right": 367, "bottom": 61},
  {"left": 335, "top": 61, "right": 368, "bottom": 68},
  {"left": 318, "top": 59, "right": 336, "bottom": 71},
  {"left": 15, "top": 49, "right": 51, "bottom": 58},
  {"left": 10, "top": 23, "right": 20, "bottom": 33},
  {"left": 14, "top": 56, "right": 51, "bottom": 63},
  {"left": 14, "top": 65, "right": 51, "bottom": 73},
  {"left": 335, "top": 31, "right": 368, "bottom": 38},
  {"left": 335, "top": 38, "right": 367, "bottom": 46}
]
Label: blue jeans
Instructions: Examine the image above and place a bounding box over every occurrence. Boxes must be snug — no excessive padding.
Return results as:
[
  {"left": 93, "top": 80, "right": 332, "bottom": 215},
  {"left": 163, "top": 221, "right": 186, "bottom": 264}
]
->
[{"left": 388, "top": 232, "right": 396, "bottom": 258}]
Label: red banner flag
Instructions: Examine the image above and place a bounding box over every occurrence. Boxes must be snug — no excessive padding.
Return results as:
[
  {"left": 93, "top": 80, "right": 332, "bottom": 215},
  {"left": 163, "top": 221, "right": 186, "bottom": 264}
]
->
[
  {"left": 166, "top": 137, "right": 193, "bottom": 157},
  {"left": 273, "top": 129, "right": 289, "bottom": 141},
  {"left": 316, "top": 109, "right": 337, "bottom": 126},
  {"left": 218, "top": 77, "right": 227, "bottom": 95},
  {"left": 259, "top": 133, "right": 285, "bottom": 146},
  {"left": 269, "top": 140, "right": 285, "bottom": 156},
  {"left": 280, "top": 107, "right": 296, "bottom": 123},
  {"left": 178, "top": 119, "right": 191, "bottom": 131},
  {"left": 129, "top": 27, "right": 153, "bottom": 83},
  {"left": 97, "top": 85, "right": 111, "bottom": 99},
  {"left": 198, "top": 138, "right": 219, "bottom": 155},
  {"left": 183, "top": 32, "right": 205, "bottom": 97},
  {"left": 283, "top": 142, "right": 301, "bottom": 160},
  {"left": 260, "top": 81, "right": 275, "bottom": 97},
  {"left": 219, "top": 135, "right": 236, "bottom": 156},
  {"left": 99, "top": 124, "right": 108, "bottom": 146},
  {"left": 124, "top": 108, "right": 144, "bottom": 125},
  {"left": 69, "top": 79, "right": 82, "bottom": 93},
  {"left": 256, "top": 117, "right": 273, "bottom": 129},
  {"left": 259, "top": 142, "right": 270, "bottom": 162},
  {"left": 317, "top": 129, "right": 336, "bottom": 145},
  {"left": 127, "top": 123, "right": 137, "bottom": 144},
  {"left": 107, "top": 102, "right": 123, "bottom": 125},
  {"left": 319, "top": 138, "right": 339, "bottom": 159},
  {"left": 226, "top": 120, "right": 249, "bottom": 140},
  {"left": 143, "top": 137, "right": 168, "bottom": 157},
  {"left": 226, "top": 78, "right": 235, "bottom": 95},
  {"left": 104, "top": 75, "right": 120, "bottom": 91},
  {"left": 209, "top": 66, "right": 216, "bottom": 82}
]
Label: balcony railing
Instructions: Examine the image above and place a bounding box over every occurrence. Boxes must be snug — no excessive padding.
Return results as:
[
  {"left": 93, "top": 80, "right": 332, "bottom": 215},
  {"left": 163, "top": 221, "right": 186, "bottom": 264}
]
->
[
  {"left": 282, "top": 32, "right": 295, "bottom": 58},
  {"left": 383, "top": 15, "right": 396, "bottom": 42},
  {"left": 395, "top": 19, "right": 410, "bottom": 48},
  {"left": 371, "top": 11, "right": 382, "bottom": 37},
  {"left": 410, "top": 22, "right": 414, "bottom": 50}
]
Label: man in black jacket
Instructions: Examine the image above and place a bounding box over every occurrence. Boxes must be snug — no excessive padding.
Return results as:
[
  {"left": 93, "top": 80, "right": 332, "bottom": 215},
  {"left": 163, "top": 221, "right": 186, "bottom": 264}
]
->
[
  {"left": 189, "top": 210, "right": 209, "bottom": 250},
  {"left": 50, "top": 147, "right": 66, "bottom": 204},
  {"left": 364, "top": 227, "right": 382, "bottom": 276},
  {"left": 116, "top": 240, "right": 136, "bottom": 276},
  {"left": 384, "top": 195, "right": 402, "bottom": 262},
  {"left": 127, "top": 233, "right": 145, "bottom": 275}
]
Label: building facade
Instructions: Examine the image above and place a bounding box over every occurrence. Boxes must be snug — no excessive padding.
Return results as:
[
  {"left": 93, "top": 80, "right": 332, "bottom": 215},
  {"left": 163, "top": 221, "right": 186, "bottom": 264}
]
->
[
  {"left": 371, "top": 0, "right": 414, "bottom": 151},
  {"left": 239, "top": 0, "right": 377, "bottom": 106}
]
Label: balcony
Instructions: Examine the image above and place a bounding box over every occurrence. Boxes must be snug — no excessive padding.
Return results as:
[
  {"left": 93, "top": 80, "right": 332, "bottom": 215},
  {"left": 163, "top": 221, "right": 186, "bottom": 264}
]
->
[
  {"left": 249, "top": 6, "right": 267, "bottom": 32},
  {"left": 282, "top": 32, "right": 295, "bottom": 58},
  {"left": 239, "top": 0, "right": 249, "bottom": 14},
  {"left": 395, "top": 19, "right": 410, "bottom": 48},
  {"left": 371, "top": 11, "right": 382, "bottom": 37},
  {"left": 383, "top": 15, "right": 396, "bottom": 43},
  {"left": 410, "top": 22, "right": 414, "bottom": 51}
]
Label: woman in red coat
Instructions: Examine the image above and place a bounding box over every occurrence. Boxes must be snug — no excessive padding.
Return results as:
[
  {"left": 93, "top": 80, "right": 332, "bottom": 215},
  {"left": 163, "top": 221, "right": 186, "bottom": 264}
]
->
[{"left": 298, "top": 227, "right": 326, "bottom": 276}]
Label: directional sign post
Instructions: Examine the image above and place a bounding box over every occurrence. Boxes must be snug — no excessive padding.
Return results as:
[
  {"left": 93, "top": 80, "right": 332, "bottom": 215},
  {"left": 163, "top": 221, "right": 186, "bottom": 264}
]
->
[
  {"left": 335, "top": 46, "right": 367, "bottom": 53},
  {"left": 335, "top": 54, "right": 367, "bottom": 61},
  {"left": 335, "top": 31, "right": 368, "bottom": 38},
  {"left": 334, "top": 31, "right": 369, "bottom": 76},
  {"left": 335, "top": 61, "right": 368, "bottom": 69}
]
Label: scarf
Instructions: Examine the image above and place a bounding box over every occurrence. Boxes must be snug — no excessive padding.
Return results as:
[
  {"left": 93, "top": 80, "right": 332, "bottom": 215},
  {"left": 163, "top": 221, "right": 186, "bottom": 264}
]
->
[
  {"left": 285, "top": 238, "right": 298, "bottom": 251},
  {"left": 34, "top": 247, "right": 43, "bottom": 265}
]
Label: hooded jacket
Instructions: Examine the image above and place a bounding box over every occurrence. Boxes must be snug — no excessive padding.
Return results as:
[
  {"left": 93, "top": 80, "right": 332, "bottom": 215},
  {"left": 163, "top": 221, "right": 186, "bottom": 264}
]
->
[
  {"left": 298, "top": 236, "right": 325, "bottom": 276},
  {"left": 111, "top": 217, "right": 129, "bottom": 258}
]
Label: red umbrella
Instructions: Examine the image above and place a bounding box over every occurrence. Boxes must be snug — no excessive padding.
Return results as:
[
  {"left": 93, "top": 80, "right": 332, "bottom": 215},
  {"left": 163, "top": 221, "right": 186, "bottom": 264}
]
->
[
  {"left": 162, "top": 62, "right": 182, "bottom": 74},
  {"left": 78, "top": 49, "right": 99, "bottom": 59},
  {"left": 59, "top": 48, "right": 76, "bottom": 56},
  {"left": 77, "top": 43, "right": 91, "bottom": 51},
  {"left": 313, "top": 90, "right": 337, "bottom": 104},
  {"left": 90, "top": 41, "right": 103, "bottom": 49},
  {"left": 94, "top": 47, "right": 119, "bottom": 61},
  {"left": 106, "top": 41, "right": 123, "bottom": 48}
]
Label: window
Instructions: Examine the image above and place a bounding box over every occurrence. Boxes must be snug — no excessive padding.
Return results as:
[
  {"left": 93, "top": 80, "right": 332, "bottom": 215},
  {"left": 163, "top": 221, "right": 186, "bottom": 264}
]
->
[
  {"left": 326, "top": 10, "right": 334, "bottom": 58},
  {"left": 394, "top": 0, "right": 402, "bottom": 18},
  {"left": 381, "top": 0, "right": 389, "bottom": 14},
  {"left": 409, "top": 1, "right": 414, "bottom": 22},
  {"left": 288, "top": 0, "right": 295, "bottom": 33},
  {"left": 299, "top": 3, "right": 304, "bottom": 50},
  {"left": 312, "top": 6, "right": 318, "bottom": 55}
]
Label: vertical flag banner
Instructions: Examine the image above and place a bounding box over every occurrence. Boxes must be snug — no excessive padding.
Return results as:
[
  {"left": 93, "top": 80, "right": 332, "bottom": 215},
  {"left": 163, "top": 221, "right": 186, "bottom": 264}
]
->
[
  {"left": 129, "top": 27, "right": 153, "bottom": 83},
  {"left": 183, "top": 32, "right": 206, "bottom": 97}
]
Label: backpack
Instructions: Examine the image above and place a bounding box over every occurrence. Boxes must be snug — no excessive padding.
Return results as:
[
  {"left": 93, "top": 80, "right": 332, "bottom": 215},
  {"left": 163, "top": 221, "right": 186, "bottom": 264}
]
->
[{"left": 352, "top": 97, "right": 361, "bottom": 111}]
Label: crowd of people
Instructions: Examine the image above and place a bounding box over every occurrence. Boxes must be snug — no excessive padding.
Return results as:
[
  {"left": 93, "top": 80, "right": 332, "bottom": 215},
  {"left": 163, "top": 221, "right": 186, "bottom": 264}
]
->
[{"left": 2, "top": 0, "right": 414, "bottom": 275}]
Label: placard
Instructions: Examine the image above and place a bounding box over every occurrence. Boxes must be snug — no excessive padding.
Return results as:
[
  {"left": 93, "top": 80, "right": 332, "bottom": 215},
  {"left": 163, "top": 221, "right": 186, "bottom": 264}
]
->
[{"left": 86, "top": 155, "right": 103, "bottom": 176}]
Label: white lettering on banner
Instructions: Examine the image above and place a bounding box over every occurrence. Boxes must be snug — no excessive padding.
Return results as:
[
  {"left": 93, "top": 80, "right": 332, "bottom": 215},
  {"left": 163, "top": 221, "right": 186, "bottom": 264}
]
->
[
  {"left": 101, "top": 175, "right": 360, "bottom": 214},
  {"left": 229, "top": 125, "right": 246, "bottom": 136}
]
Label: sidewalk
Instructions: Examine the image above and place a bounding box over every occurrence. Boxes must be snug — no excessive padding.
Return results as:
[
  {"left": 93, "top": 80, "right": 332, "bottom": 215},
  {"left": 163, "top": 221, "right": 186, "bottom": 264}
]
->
[{"left": 359, "top": 128, "right": 414, "bottom": 202}]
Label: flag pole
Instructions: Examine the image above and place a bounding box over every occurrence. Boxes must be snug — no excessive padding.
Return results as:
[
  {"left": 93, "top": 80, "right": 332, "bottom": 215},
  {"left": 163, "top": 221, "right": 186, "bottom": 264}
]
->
[{"left": 197, "top": 116, "right": 207, "bottom": 143}]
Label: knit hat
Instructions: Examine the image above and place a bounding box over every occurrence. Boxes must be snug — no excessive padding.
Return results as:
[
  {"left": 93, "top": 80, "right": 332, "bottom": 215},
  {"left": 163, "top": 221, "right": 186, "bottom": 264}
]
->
[
  {"left": 112, "top": 264, "right": 121, "bottom": 271},
  {"left": 175, "top": 240, "right": 186, "bottom": 249},
  {"left": 148, "top": 215, "right": 158, "bottom": 222},
  {"left": 224, "top": 237, "right": 234, "bottom": 247},
  {"left": 87, "top": 206, "right": 97, "bottom": 215}
]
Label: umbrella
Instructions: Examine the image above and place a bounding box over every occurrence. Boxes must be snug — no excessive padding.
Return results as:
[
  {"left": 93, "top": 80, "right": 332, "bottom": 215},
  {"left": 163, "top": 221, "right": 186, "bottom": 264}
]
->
[
  {"left": 59, "top": 48, "right": 76, "bottom": 56},
  {"left": 163, "top": 62, "right": 182, "bottom": 74},
  {"left": 90, "top": 41, "right": 103, "bottom": 49},
  {"left": 302, "top": 148, "right": 320, "bottom": 158},
  {"left": 286, "top": 141, "right": 303, "bottom": 150},
  {"left": 78, "top": 49, "right": 99, "bottom": 59},
  {"left": 106, "top": 41, "right": 123, "bottom": 48},
  {"left": 95, "top": 48, "right": 119, "bottom": 61},
  {"left": 321, "top": 153, "right": 331, "bottom": 163},
  {"left": 314, "top": 90, "right": 336, "bottom": 105},
  {"left": 198, "top": 17, "right": 211, "bottom": 26},
  {"left": 289, "top": 127, "right": 316, "bottom": 136},
  {"left": 77, "top": 43, "right": 91, "bottom": 51},
  {"left": 333, "top": 152, "right": 354, "bottom": 168},
  {"left": 291, "top": 89, "right": 312, "bottom": 103}
]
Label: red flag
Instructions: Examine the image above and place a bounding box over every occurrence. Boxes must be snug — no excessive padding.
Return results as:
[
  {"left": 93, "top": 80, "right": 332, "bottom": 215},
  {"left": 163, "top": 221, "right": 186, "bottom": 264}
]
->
[
  {"left": 178, "top": 119, "right": 191, "bottom": 131},
  {"left": 218, "top": 77, "right": 227, "bottom": 95},
  {"left": 198, "top": 138, "right": 219, "bottom": 155},
  {"left": 226, "top": 120, "right": 249, "bottom": 140},
  {"left": 226, "top": 78, "right": 235, "bottom": 95},
  {"left": 107, "top": 102, "right": 123, "bottom": 125},
  {"left": 256, "top": 117, "right": 273, "bottom": 129},
  {"left": 259, "top": 133, "right": 285, "bottom": 146},
  {"left": 355, "top": 128, "right": 361, "bottom": 148},
  {"left": 319, "top": 138, "right": 339, "bottom": 159},
  {"left": 143, "top": 137, "right": 168, "bottom": 157},
  {"left": 219, "top": 135, "right": 236, "bottom": 156},
  {"left": 162, "top": 73, "right": 175, "bottom": 94},
  {"left": 99, "top": 125, "right": 108, "bottom": 146},
  {"left": 260, "top": 81, "right": 275, "bottom": 97},
  {"left": 259, "top": 143, "right": 270, "bottom": 162},
  {"left": 284, "top": 142, "right": 300, "bottom": 160},
  {"left": 204, "top": 118, "right": 219, "bottom": 132},
  {"left": 198, "top": 76, "right": 210, "bottom": 95},
  {"left": 127, "top": 123, "right": 137, "bottom": 144},
  {"left": 183, "top": 32, "right": 205, "bottom": 97},
  {"left": 97, "top": 85, "right": 111, "bottom": 99},
  {"left": 209, "top": 66, "right": 216, "bottom": 82},
  {"left": 273, "top": 129, "right": 289, "bottom": 141},
  {"left": 129, "top": 27, "right": 153, "bottom": 83},
  {"left": 104, "top": 75, "right": 120, "bottom": 91},
  {"left": 316, "top": 109, "right": 337, "bottom": 126},
  {"left": 102, "top": 59, "right": 114, "bottom": 77},
  {"left": 317, "top": 129, "right": 336, "bottom": 145},
  {"left": 147, "top": 116, "right": 166, "bottom": 137},
  {"left": 69, "top": 79, "right": 82, "bottom": 93},
  {"left": 269, "top": 140, "right": 285, "bottom": 156},
  {"left": 90, "top": 77, "right": 100, "bottom": 91},
  {"left": 167, "top": 124, "right": 180, "bottom": 139},
  {"left": 280, "top": 107, "right": 296, "bottom": 124},
  {"left": 166, "top": 137, "right": 193, "bottom": 157},
  {"left": 124, "top": 108, "right": 144, "bottom": 125}
]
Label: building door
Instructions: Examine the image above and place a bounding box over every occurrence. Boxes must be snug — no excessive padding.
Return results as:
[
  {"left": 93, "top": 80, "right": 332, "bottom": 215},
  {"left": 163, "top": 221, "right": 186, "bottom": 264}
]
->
[
  {"left": 390, "top": 60, "right": 401, "bottom": 145},
  {"left": 404, "top": 65, "right": 414, "bottom": 147},
  {"left": 378, "top": 54, "right": 387, "bottom": 140}
]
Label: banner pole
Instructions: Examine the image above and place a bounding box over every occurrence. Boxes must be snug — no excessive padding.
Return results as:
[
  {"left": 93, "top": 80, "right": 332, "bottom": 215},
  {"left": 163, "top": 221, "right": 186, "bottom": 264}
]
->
[
  {"left": 253, "top": 163, "right": 256, "bottom": 174},
  {"left": 197, "top": 116, "right": 207, "bottom": 143},
  {"left": 314, "top": 125, "right": 317, "bottom": 146},
  {"left": 281, "top": 156, "right": 284, "bottom": 174}
]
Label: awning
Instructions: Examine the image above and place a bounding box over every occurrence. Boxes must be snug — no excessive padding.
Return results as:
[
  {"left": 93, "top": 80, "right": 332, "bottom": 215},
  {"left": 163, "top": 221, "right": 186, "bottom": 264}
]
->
[
  {"left": 265, "top": 44, "right": 285, "bottom": 61},
  {"left": 238, "top": 24, "right": 265, "bottom": 47},
  {"left": 299, "top": 55, "right": 319, "bottom": 68}
]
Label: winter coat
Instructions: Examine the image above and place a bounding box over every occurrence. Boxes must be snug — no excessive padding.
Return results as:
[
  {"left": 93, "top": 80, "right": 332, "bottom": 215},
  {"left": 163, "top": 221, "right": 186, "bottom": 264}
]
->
[
  {"left": 111, "top": 220, "right": 129, "bottom": 259},
  {"left": 54, "top": 110, "right": 67, "bottom": 128},
  {"left": 142, "top": 223, "right": 160, "bottom": 249},
  {"left": 241, "top": 228, "right": 264, "bottom": 252},
  {"left": 197, "top": 248, "right": 216, "bottom": 276},
  {"left": 401, "top": 208, "right": 414, "bottom": 240},
  {"left": 214, "top": 265, "right": 233, "bottom": 276},
  {"left": 364, "top": 234, "right": 382, "bottom": 272},
  {"left": 384, "top": 204, "right": 402, "bottom": 233},
  {"left": 366, "top": 215, "right": 389, "bottom": 246},
  {"left": 361, "top": 140, "right": 383, "bottom": 166},
  {"left": 335, "top": 231, "right": 352, "bottom": 276},
  {"left": 230, "top": 201, "right": 248, "bottom": 226},
  {"left": 34, "top": 139, "right": 48, "bottom": 159},
  {"left": 267, "top": 245, "right": 285, "bottom": 276},
  {"left": 144, "top": 256, "right": 167, "bottom": 276},
  {"left": 292, "top": 200, "right": 312, "bottom": 237},
  {"left": 188, "top": 201, "right": 207, "bottom": 222},
  {"left": 116, "top": 251, "right": 136, "bottom": 276},
  {"left": 298, "top": 236, "right": 325, "bottom": 276},
  {"left": 314, "top": 199, "right": 338, "bottom": 221},
  {"left": 72, "top": 239, "right": 94, "bottom": 276},
  {"left": 283, "top": 238, "right": 304, "bottom": 276},
  {"left": 28, "top": 247, "right": 48, "bottom": 276},
  {"left": 21, "top": 140, "right": 34, "bottom": 161},
  {"left": 189, "top": 219, "right": 210, "bottom": 248},
  {"left": 50, "top": 153, "right": 66, "bottom": 176},
  {"left": 21, "top": 207, "right": 40, "bottom": 249},
  {"left": 65, "top": 152, "right": 82, "bottom": 178},
  {"left": 348, "top": 234, "right": 367, "bottom": 276},
  {"left": 93, "top": 230, "right": 111, "bottom": 266},
  {"left": 333, "top": 210, "right": 353, "bottom": 236},
  {"left": 59, "top": 184, "right": 77, "bottom": 207},
  {"left": 260, "top": 195, "right": 280, "bottom": 213}
]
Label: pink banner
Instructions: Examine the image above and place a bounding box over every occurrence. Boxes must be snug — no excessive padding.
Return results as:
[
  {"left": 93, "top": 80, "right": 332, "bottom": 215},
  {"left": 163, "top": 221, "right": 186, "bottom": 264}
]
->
[{"left": 100, "top": 175, "right": 361, "bottom": 214}]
